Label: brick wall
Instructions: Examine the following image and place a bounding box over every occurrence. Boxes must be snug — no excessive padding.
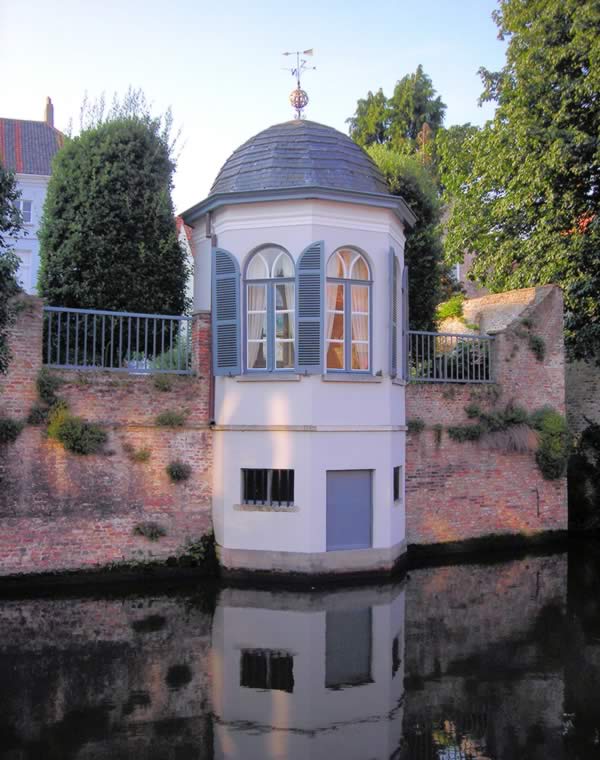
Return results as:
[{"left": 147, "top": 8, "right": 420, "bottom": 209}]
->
[
  {"left": 566, "top": 359, "right": 600, "bottom": 436},
  {"left": 406, "top": 285, "right": 568, "bottom": 546},
  {"left": 0, "top": 298, "right": 213, "bottom": 576},
  {"left": 0, "top": 295, "right": 43, "bottom": 418}
]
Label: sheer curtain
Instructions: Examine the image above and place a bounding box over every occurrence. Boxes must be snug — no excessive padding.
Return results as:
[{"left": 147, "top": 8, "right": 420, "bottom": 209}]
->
[
  {"left": 247, "top": 284, "right": 267, "bottom": 369},
  {"left": 275, "top": 283, "right": 295, "bottom": 368},
  {"left": 326, "top": 284, "right": 345, "bottom": 369},
  {"left": 351, "top": 285, "right": 369, "bottom": 370}
]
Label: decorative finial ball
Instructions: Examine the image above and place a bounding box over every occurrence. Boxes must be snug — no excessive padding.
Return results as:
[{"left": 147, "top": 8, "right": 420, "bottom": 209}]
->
[{"left": 289, "top": 88, "right": 309, "bottom": 112}]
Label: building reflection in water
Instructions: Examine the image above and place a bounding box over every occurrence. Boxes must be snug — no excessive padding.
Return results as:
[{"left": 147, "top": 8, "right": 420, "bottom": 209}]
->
[
  {"left": 1, "top": 548, "right": 597, "bottom": 759},
  {"left": 211, "top": 583, "right": 406, "bottom": 760}
]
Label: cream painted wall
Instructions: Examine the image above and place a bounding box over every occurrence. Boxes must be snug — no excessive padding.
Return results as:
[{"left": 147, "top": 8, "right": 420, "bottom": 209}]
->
[
  {"left": 211, "top": 584, "right": 406, "bottom": 760},
  {"left": 193, "top": 196, "right": 408, "bottom": 567},
  {"left": 213, "top": 425, "right": 405, "bottom": 555},
  {"left": 10, "top": 174, "right": 50, "bottom": 294}
]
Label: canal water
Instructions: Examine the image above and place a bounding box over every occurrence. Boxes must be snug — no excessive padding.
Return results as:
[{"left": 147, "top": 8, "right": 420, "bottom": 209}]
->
[{"left": 0, "top": 545, "right": 598, "bottom": 759}]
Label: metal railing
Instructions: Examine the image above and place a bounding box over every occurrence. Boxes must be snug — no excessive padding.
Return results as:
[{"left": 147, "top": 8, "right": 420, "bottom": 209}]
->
[
  {"left": 408, "top": 330, "right": 494, "bottom": 383},
  {"left": 43, "top": 306, "right": 193, "bottom": 374}
]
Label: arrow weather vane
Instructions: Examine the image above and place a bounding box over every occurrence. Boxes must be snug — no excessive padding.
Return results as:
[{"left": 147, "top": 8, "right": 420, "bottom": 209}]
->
[{"left": 282, "top": 49, "right": 316, "bottom": 119}]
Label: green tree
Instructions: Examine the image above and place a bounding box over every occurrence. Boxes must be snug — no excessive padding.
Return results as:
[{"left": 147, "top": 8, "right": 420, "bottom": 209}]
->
[
  {"left": 439, "top": 0, "right": 600, "bottom": 360},
  {"left": 39, "top": 95, "right": 188, "bottom": 315},
  {"left": 348, "top": 65, "right": 446, "bottom": 155},
  {"left": 0, "top": 166, "right": 23, "bottom": 374},
  {"left": 344, "top": 88, "right": 389, "bottom": 148},
  {"left": 369, "top": 145, "right": 449, "bottom": 330}
]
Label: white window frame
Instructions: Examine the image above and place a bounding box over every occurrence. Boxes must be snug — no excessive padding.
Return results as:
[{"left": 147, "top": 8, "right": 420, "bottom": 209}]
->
[
  {"left": 17, "top": 199, "right": 33, "bottom": 224},
  {"left": 244, "top": 247, "right": 296, "bottom": 373}
]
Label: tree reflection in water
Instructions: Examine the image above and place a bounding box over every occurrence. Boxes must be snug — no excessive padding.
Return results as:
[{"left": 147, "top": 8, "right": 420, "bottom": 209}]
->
[{"left": 2, "top": 547, "right": 600, "bottom": 759}]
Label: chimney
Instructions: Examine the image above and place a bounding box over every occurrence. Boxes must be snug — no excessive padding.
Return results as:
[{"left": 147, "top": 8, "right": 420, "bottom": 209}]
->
[{"left": 44, "top": 96, "right": 54, "bottom": 127}]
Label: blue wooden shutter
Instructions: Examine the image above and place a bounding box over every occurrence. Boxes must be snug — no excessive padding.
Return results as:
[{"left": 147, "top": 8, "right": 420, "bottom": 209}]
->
[
  {"left": 389, "top": 247, "right": 398, "bottom": 378},
  {"left": 296, "top": 240, "right": 324, "bottom": 373},
  {"left": 212, "top": 247, "right": 241, "bottom": 376},
  {"left": 401, "top": 264, "right": 409, "bottom": 380}
]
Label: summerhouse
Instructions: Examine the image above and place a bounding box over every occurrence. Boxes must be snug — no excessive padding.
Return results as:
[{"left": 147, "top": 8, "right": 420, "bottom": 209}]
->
[{"left": 182, "top": 119, "right": 414, "bottom": 576}]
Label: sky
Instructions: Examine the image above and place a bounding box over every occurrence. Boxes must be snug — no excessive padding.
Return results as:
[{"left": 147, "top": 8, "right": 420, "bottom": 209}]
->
[{"left": 1, "top": 0, "right": 506, "bottom": 215}]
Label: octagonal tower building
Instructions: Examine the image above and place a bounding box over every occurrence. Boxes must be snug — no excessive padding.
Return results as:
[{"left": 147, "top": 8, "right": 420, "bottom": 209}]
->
[{"left": 182, "top": 119, "right": 415, "bottom": 578}]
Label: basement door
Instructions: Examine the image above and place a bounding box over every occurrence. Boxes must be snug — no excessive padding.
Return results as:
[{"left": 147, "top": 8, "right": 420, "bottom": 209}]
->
[{"left": 326, "top": 470, "right": 372, "bottom": 551}]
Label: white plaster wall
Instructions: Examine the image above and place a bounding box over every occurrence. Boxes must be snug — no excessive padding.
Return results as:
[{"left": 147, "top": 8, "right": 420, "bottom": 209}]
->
[
  {"left": 216, "top": 375, "right": 405, "bottom": 428},
  {"left": 192, "top": 226, "right": 212, "bottom": 312},
  {"left": 191, "top": 197, "right": 408, "bottom": 562},
  {"left": 213, "top": 429, "right": 405, "bottom": 553},
  {"left": 211, "top": 585, "right": 405, "bottom": 760},
  {"left": 177, "top": 224, "right": 195, "bottom": 305},
  {"left": 9, "top": 174, "right": 50, "bottom": 294}
]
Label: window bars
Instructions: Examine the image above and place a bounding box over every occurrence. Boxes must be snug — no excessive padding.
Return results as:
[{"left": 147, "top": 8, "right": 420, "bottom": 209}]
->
[
  {"left": 242, "top": 469, "right": 295, "bottom": 507},
  {"left": 408, "top": 331, "right": 494, "bottom": 383},
  {"left": 43, "top": 306, "right": 193, "bottom": 375}
]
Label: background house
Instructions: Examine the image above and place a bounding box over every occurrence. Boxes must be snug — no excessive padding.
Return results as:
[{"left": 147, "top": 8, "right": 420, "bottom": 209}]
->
[
  {"left": 0, "top": 97, "right": 63, "bottom": 293},
  {"left": 176, "top": 214, "right": 194, "bottom": 305}
]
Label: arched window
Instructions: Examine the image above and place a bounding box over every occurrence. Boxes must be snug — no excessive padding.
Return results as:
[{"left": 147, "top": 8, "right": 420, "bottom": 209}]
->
[
  {"left": 326, "top": 248, "right": 371, "bottom": 372},
  {"left": 245, "top": 246, "right": 295, "bottom": 371}
]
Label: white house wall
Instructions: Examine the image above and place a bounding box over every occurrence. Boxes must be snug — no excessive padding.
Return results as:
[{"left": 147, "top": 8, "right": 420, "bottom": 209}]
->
[
  {"left": 10, "top": 173, "right": 50, "bottom": 294},
  {"left": 199, "top": 197, "right": 408, "bottom": 575}
]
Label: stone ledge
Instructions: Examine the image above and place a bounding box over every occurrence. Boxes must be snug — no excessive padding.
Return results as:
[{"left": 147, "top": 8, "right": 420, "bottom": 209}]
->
[
  {"left": 219, "top": 539, "right": 407, "bottom": 578},
  {"left": 233, "top": 503, "right": 299, "bottom": 513},
  {"left": 322, "top": 374, "right": 383, "bottom": 383},
  {"left": 236, "top": 374, "right": 301, "bottom": 382}
]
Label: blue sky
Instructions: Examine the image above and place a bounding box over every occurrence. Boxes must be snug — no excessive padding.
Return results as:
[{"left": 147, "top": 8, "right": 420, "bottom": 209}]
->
[{"left": 1, "top": 0, "right": 506, "bottom": 213}]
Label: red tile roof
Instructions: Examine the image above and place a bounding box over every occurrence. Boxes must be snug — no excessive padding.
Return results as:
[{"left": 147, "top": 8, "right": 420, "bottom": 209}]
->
[
  {"left": 176, "top": 215, "right": 193, "bottom": 243},
  {"left": 0, "top": 118, "right": 63, "bottom": 176}
]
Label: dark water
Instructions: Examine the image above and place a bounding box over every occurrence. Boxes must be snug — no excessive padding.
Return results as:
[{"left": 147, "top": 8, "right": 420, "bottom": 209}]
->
[{"left": 1, "top": 546, "right": 599, "bottom": 759}]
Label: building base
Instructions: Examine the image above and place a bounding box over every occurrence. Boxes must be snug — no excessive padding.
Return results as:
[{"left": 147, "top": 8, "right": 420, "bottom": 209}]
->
[{"left": 218, "top": 540, "right": 407, "bottom": 583}]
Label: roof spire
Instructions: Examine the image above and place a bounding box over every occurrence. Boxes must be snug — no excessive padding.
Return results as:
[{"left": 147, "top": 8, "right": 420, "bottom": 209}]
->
[{"left": 282, "top": 49, "right": 316, "bottom": 119}]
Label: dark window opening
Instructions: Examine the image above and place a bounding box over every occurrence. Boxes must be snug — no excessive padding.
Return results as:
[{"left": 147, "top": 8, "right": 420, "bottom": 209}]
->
[
  {"left": 240, "top": 649, "right": 294, "bottom": 693},
  {"left": 242, "top": 468, "right": 294, "bottom": 506},
  {"left": 393, "top": 465, "right": 402, "bottom": 503},
  {"left": 392, "top": 634, "right": 401, "bottom": 677}
]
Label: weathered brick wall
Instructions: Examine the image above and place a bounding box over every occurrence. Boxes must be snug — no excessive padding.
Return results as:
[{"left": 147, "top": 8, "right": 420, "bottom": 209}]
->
[
  {"left": 407, "top": 285, "right": 568, "bottom": 546},
  {"left": 0, "top": 296, "right": 43, "bottom": 418},
  {"left": 566, "top": 359, "right": 600, "bottom": 436},
  {"left": 0, "top": 298, "right": 213, "bottom": 576}
]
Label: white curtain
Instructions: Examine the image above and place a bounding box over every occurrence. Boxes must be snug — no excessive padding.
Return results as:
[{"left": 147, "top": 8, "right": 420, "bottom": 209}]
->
[
  {"left": 326, "top": 283, "right": 345, "bottom": 369},
  {"left": 326, "top": 284, "right": 338, "bottom": 342},
  {"left": 247, "top": 284, "right": 267, "bottom": 368},
  {"left": 351, "top": 285, "right": 369, "bottom": 370}
]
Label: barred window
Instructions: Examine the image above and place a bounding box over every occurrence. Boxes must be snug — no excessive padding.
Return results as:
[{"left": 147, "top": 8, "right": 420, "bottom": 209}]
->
[
  {"left": 242, "top": 468, "right": 294, "bottom": 506},
  {"left": 240, "top": 649, "right": 294, "bottom": 693}
]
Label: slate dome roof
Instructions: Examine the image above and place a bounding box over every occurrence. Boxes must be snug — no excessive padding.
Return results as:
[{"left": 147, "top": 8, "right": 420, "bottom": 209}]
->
[{"left": 209, "top": 120, "right": 391, "bottom": 197}]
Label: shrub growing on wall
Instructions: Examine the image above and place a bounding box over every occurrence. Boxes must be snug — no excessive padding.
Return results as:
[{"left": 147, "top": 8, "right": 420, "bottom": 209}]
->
[
  {"left": 156, "top": 409, "right": 187, "bottom": 427},
  {"left": 47, "top": 404, "right": 107, "bottom": 455},
  {"left": 0, "top": 417, "right": 24, "bottom": 444},
  {"left": 530, "top": 407, "right": 570, "bottom": 480},
  {"left": 166, "top": 461, "right": 191, "bottom": 482}
]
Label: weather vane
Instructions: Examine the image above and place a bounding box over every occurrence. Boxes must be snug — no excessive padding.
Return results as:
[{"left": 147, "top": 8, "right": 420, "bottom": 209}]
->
[{"left": 282, "top": 49, "right": 316, "bottom": 119}]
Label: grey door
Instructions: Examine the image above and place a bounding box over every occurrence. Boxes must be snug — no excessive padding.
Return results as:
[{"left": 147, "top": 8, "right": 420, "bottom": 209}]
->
[
  {"left": 325, "top": 607, "right": 373, "bottom": 689},
  {"left": 326, "top": 470, "right": 372, "bottom": 551}
]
